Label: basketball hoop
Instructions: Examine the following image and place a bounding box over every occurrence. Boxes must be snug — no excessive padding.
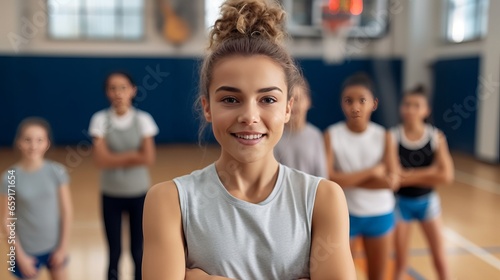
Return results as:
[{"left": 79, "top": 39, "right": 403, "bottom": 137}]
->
[{"left": 321, "top": 0, "right": 363, "bottom": 64}]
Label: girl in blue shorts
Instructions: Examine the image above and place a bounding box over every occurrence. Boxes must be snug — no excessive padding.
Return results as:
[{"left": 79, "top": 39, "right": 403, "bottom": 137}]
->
[
  {"left": 324, "top": 73, "right": 399, "bottom": 280},
  {"left": 392, "top": 85, "right": 454, "bottom": 280}
]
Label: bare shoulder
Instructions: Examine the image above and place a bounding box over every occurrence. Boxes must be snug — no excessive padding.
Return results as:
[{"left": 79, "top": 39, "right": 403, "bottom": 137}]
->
[
  {"left": 145, "top": 181, "right": 182, "bottom": 218},
  {"left": 143, "top": 180, "right": 183, "bottom": 240},
  {"left": 312, "top": 180, "right": 350, "bottom": 240},
  {"left": 317, "top": 179, "right": 344, "bottom": 197},
  {"left": 146, "top": 181, "right": 179, "bottom": 205},
  {"left": 314, "top": 179, "right": 347, "bottom": 212},
  {"left": 437, "top": 130, "right": 447, "bottom": 142}
]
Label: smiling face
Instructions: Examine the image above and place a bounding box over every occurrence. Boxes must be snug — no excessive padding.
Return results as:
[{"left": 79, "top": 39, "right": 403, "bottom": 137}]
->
[
  {"left": 341, "top": 85, "right": 378, "bottom": 125},
  {"left": 400, "top": 94, "right": 430, "bottom": 125},
  {"left": 17, "top": 125, "right": 50, "bottom": 161},
  {"left": 202, "top": 55, "right": 292, "bottom": 164},
  {"left": 105, "top": 74, "right": 136, "bottom": 114}
]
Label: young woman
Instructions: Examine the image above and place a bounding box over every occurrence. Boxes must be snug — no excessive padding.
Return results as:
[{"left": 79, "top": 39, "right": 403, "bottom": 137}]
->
[
  {"left": 274, "top": 75, "right": 328, "bottom": 178},
  {"left": 324, "top": 73, "right": 399, "bottom": 280},
  {"left": 143, "top": 0, "right": 355, "bottom": 279},
  {"left": 1, "top": 117, "right": 73, "bottom": 280},
  {"left": 89, "top": 71, "right": 158, "bottom": 280},
  {"left": 393, "top": 85, "right": 454, "bottom": 280}
]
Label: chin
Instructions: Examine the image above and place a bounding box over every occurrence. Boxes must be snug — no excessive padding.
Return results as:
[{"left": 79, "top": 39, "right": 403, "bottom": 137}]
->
[{"left": 24, "top": 154, "right": 44, "bottom": 161}]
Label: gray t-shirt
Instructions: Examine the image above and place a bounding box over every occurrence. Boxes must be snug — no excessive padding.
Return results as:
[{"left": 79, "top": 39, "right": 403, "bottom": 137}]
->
[
  {"left": 174, "top": 163, "right": 321, "bottom": 279},
  {"left": 274, "top": 123, "right": 328, "bottom": 178},
  {"left": 1, "top": 160, "right": 69, "bottom": 255}
]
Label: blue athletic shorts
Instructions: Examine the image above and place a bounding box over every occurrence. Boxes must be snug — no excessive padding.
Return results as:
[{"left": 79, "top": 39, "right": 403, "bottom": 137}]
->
[
  {"left": 395, "top": 192, "right": 441, "bottom": 222},
  {"left": 10, "top": 250, "right": 68, "bottom": 278},
  {"left": 349, "top": 211, "right": 395, "bottom": 238}
]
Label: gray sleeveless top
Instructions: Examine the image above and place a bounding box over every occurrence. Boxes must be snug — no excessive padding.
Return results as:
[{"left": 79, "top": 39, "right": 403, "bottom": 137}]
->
[
  {"left": 101, "top": 109, "right": 150, "bottom": 197},
  {"left": 173, "top": 163, "right": 322, "bottom": 280}
]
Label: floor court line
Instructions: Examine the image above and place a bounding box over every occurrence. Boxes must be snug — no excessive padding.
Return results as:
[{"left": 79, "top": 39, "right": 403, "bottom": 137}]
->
[
  {"left": 454, "top": 169, "right": 500, "bottom": 195},
  {"left": 408, "top": 246, "right": 500, "bottom": 256},
  {"left": 407, "top": 267, "right": 426, "bottom": 280},
  {"left": 443, "top": 227, "right": 500, "bottom": 271}
]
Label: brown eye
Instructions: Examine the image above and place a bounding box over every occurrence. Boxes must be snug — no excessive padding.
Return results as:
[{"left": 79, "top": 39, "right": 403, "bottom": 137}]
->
[
  {"left": 261, "top": 97, "right": 277, "bottom": 104},
  {"left": 222, "top": 97, "right": 238, "bottom": 104}
]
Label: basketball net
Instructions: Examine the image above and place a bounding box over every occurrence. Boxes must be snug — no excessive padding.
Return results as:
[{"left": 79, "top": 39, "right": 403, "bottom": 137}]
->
[{"left": 321, "top": 0, "right": 362, "bottom": 64}]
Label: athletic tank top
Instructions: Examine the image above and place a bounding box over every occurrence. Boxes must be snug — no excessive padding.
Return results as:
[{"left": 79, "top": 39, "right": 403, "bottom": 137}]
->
[
  {"left": 392, "top": 124, "right": 438, "bottom": 197},
  {"left": 101, "top": 109, "right": 150, "bottom": 197},
  {"left": 327, "top": 121, "right": 394, "bottom": 216},
  {"left": 173, "top": 163, "right": 322, "bottom": 280}
]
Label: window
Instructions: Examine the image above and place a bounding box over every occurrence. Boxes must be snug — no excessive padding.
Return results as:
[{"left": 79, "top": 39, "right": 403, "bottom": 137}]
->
[
  {"left": 48, "top": 0, "right": 144, "bottom": 40},
  {"left": 446, "top": 0, "right": 489, "bottom": 43},
  {"left": 205, "top": 0, "right": 226, "bottom": 31}
]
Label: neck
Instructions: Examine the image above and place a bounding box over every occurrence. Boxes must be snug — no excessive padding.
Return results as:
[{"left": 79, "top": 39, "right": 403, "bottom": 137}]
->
[
  {"left": 113, "top": 106, "right": 131, "bottom": 116},
  {"left": 215, "top": 152, "right": 279, "bottom": 203},
  {"left": 403, "top": 122, "right": 425, "bottom": 133},
  {"left": 19, "top": 157, "right": 44, "bottom": 171},
  {"left": 346, "top": 120, "right": 369, "bottom": 133}
]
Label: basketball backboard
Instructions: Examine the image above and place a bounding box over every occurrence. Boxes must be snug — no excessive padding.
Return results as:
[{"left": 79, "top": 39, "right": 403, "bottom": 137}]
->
[{"left": 281, "top": 0, "right": 390, "bottom": 38}]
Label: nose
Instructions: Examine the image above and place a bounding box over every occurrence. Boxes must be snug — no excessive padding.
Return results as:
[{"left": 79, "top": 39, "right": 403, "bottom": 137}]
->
[
  {"left": 351, "top": 104, "right": 360, "bottom": 113},
  {"left": 27, "top": 140, "right": 37, "bottom": 150},
  {"left": 238, "top": 101, "right": 260, "bottom": 125}
]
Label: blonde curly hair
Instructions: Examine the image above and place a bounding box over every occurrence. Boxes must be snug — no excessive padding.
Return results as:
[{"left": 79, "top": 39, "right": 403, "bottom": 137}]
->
[
  {"left": 208, "top": 0, "right": 287, "bottom": 50},
  {"left": 198, "top": 0, "right": 301, "bottom": 140}
]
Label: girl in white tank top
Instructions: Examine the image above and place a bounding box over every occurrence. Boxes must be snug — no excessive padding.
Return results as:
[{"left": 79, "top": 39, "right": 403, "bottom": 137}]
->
[
  {"left": 142, "top": 1, "right": 356, "bottom": 279},
  {"left": 324, "top": 73, "right": 400, "bottom": 280}
]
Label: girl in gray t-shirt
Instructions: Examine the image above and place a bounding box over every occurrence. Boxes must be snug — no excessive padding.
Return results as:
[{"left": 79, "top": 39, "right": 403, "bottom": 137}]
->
[
  {"left": 1, "top": 117, "right": 72, "bottom": 280},
  {"left": 274, "top": 76, "right": 328, "bottom": 178}
]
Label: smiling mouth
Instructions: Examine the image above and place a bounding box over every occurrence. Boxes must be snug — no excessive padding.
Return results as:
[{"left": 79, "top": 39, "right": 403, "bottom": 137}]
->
[{"left": 231, "top": 133, "right": 265, "bottom": 140}]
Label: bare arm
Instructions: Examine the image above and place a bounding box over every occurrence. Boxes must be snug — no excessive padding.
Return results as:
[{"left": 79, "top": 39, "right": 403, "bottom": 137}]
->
[
  {"left": 143, "top": 181, "right": 186, "bottom": 279},
  {"left": 58, "top": 185, "right": 72, "bottom": 250},
  {"left": 324, "top": 132, "right": 379, "bottom": 188},
  {"left": 400, "top": 132, "right": 454, "bottom": 187},
  {"left": 92, "top": 136, "right": 155, "bottom": 169},
  {"left": 49, "top": 184, "right": 73, "bottom": 266},
  {"left": 309, "top": 180, "right": 356, "bottom": 280},
  {"left": 139, "top": 136, "right": 156, "bottom": 167}
]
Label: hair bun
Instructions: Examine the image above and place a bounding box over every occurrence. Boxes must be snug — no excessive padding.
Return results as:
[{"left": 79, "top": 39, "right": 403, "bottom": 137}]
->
[{"left": 209, "top": 0, "right": 287, "bottom": 50}]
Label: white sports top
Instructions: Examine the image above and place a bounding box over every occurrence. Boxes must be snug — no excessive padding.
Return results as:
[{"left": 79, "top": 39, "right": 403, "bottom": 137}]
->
[{"left": 326, "top": 121, "right": 394, "bottom": 216}]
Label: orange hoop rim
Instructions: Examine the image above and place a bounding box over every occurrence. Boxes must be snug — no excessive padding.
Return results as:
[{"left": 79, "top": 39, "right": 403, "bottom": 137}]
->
[{"left": 321, "top": 5, "right": 354, "bottom": 33}]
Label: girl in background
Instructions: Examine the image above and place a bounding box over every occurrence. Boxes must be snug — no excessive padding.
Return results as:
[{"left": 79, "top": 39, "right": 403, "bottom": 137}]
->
[
  {"left": 143, "top": 0, "right": 356, "bottom": 279},
  {"left": 1, "top": 117, "right": 72, "bottom": 280},
  {"left": 393, "top": 85, "right": 454, "bottom": 280},
  {"left": 324, "top": 73, "right": 399, "bottom": 280},
  {"left": 89, "top": 71, "right": 158, "bottom": 280},
  {"left": 274, "top": 75, "right": 328, "bottom": 178}
]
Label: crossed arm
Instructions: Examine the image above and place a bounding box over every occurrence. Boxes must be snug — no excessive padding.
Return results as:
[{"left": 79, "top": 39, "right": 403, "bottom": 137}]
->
[
  {"left": 399, "top": 132, "right": 454, "bottom": 187},
  {"left": 324, "top": 131, "right": 399, "bottom": 190},
  {"left": 92, "top": 136, "right": 155, "bottom": 169}
]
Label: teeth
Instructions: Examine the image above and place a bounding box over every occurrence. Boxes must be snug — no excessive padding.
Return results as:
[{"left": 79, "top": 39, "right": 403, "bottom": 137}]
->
[{"left": 235, "top": 134, "right": 263, "bottom": 140}]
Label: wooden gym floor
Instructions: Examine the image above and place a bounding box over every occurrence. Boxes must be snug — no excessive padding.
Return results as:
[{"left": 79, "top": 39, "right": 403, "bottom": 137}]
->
[{"left": 0, "top": 145, "right": 499, "bottom": 280}]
